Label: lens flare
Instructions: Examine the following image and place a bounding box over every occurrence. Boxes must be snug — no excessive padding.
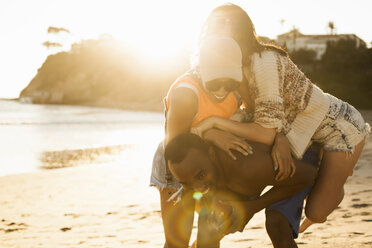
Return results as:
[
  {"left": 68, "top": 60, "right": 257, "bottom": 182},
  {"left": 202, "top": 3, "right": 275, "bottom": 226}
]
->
[{"left": 193, "top": 191, "right": 203, "bottom": 201}]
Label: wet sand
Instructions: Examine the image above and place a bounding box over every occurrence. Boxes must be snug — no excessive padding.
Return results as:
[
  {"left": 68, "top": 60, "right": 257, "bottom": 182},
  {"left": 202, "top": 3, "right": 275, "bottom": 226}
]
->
[{"left": 0, "top": 113, "right": 371, "bottom": 248}]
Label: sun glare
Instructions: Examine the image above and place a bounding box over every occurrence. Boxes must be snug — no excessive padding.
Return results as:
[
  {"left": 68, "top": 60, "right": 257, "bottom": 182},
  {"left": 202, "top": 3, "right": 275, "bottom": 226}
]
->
[
  {"left": 1, "top": 0, "right": 371, "bottom": 98},
  {"left": 93, "top": 0, "right": 213, "bottom": 62},
  {"left": 0, "top": 0, "right": 219, "bottom": 98}
]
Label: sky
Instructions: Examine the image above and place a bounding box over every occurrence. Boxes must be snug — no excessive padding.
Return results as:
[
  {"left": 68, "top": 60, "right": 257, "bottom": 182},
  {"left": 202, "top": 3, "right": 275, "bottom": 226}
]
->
[{"left": 0, "top": 0, "right": 371, "bottom": 98}]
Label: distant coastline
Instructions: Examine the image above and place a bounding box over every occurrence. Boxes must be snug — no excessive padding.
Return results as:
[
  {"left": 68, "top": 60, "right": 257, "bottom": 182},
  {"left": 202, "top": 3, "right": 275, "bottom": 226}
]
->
[
  {"left": 18, "top": 37, "right": 189, "bottom": 113},
  {"left": 1, "top": 97, "right": 164, "bottom": 112},
  {"left": 17, "top": 36, "right": 372, "bottom": 111}
]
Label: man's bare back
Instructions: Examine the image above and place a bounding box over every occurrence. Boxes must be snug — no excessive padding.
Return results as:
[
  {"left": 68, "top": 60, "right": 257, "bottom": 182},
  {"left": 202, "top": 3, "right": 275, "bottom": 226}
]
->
[{"left": 164, "top": 133, "right": 317, "bottom": 246}]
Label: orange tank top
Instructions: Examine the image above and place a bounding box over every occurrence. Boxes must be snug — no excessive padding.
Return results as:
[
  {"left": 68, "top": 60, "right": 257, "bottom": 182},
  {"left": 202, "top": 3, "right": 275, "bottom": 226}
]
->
[{"left": 166, "top": 72, "right": 239, "bottom": 127}]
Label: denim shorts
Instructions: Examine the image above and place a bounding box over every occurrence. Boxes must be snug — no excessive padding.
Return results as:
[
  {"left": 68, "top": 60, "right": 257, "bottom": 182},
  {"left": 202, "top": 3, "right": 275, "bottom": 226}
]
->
[
  {"left": 312, "top": 94, "right": 370, "bottom": 153},
  {"left": 266, "top": 144, "right": 321, "bottom": 239},
  {"left": 150, "top": 140, "right": 181, "bottom": 190}
]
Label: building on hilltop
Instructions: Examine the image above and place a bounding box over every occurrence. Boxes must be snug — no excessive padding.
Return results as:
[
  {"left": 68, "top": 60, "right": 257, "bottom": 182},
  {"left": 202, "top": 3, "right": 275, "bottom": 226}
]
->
[{"left": 276, "top": 29, "right": 366, "bottom": 60}]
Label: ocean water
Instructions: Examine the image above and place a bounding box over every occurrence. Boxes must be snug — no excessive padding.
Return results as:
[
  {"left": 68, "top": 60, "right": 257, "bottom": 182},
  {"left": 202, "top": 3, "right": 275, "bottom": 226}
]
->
[{"left": 0, "top": 99, "right": 164, "bottom": 177}]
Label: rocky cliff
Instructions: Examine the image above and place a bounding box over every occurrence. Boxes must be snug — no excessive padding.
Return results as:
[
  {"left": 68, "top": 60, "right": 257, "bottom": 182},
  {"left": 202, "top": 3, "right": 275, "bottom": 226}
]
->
[{"left": 20, "top": 37, "right": 190, "bottom": 111}]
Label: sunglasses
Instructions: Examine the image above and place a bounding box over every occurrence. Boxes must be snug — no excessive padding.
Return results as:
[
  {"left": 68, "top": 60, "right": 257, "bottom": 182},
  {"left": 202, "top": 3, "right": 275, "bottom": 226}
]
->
[{"left": 205, "top": 79, "right": 240, "bottom": 92}]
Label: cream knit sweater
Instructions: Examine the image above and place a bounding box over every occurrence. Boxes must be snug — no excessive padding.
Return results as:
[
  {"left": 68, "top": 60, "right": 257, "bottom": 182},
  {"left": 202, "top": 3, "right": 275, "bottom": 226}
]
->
[{"left": 245, "top": 50, "right": 330, "bottom": 159}]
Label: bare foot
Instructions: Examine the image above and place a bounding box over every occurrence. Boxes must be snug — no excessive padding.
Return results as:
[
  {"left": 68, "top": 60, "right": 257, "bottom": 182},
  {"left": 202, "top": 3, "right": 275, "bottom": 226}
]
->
[
  {"left": 190, "top": 240, "right": 197, "bottom": 248},
  {"left": 300, "top": 216, "right": 327, "bottom": 233},
  {"left": 299, "top": 217, "right": 314, "bottom": 233}
]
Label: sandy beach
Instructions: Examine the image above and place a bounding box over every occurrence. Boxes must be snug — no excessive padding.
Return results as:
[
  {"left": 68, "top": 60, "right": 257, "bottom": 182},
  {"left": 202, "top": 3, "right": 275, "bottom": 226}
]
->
[{"left": 0, "top": 113, "right": 371, "bottom": 248}]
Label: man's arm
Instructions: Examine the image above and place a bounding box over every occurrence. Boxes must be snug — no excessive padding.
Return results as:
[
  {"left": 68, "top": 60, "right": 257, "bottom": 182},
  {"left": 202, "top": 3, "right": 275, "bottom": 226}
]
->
[{"left": 215, "top": 141, "right": 318, "bottom": 232}]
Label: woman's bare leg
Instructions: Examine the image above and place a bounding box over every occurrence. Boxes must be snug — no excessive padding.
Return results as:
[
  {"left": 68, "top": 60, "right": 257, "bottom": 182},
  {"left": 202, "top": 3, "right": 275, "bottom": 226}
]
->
[
  {"left": 300, "top": 139, "right": 365, "bottom": 232},
  {"left": 299, "top": 187, "right": 344, "bottom": 233}
]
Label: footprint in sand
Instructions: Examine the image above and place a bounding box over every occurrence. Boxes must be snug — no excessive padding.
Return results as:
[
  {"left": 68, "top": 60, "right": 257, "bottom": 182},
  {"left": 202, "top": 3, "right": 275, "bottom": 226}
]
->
[
  {"left": 106, "top": 211, "right": 119, "bottom": 215},
  {"left": 87, "top": 235, "right": 100, "bottom": 239},
  {"left": 64, "top": 213, "right": 81, "bottom": 218},
  {"left": 4, "top": 228, "right": 23, "bottom": 233},
  {"left": 351, "top": 203, "right": 371, "bottom": 208},
  {"left": 342, "top": 213, "right": 352, "bottom": 218},
  {"left": 249, "top": 226, "right": 263, "bottom": 229},
  {"left": 125, "top": 204, "right": 138, "bottom": 208},
  {"left": 234, "top": 238, "right": 256, "bottom": 242},
  {"left": 1, "top": 221, "right": 28, "bottom": 233},
  {"left": 348, "top": 232, "right": 365, "bottom": 237},
  {"left": 136, "top": 215, "right": 148, "bottom": 220},
  {"left": 60, "top": 227, "right": 72, "bottom": 232}
]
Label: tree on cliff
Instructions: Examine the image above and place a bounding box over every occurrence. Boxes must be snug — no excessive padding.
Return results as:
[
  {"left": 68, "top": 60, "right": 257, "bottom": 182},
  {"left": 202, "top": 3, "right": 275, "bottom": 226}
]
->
[
  {"left": 327, "top": 21, "right": 336, "bottom": 35},
  {"left": 294, "top": 38, "right": 372, "bottom": 108},
  {"left": 47, "top": 26, "right": 70, "bottom": 34},
  {"left": 42, "top": 41, "right": 62, "bottom": 49},
  {"left": 43, "top": 26, "right": 71, "bottom": 50}
]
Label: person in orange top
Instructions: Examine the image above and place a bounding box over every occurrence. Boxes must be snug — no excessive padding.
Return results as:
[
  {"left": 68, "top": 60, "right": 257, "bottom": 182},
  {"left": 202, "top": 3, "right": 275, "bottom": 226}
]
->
[{"left": 150, "top": 36, "right": 254, "bottom": 248}]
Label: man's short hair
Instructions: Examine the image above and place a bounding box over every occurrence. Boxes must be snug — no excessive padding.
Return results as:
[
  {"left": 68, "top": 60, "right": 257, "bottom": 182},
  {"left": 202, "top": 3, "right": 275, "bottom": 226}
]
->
[{"left": 164, "top": 133, "right": 209, "bottom": 163}]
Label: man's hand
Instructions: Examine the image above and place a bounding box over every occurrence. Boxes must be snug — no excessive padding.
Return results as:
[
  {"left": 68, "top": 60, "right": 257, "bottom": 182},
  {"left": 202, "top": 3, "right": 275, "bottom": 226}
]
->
[
  {"left": 271, "top": 132, "right": 296, "bottom": 181},
  {"left": 214, "top": 199, "right": 254, "bottom": 236}
]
